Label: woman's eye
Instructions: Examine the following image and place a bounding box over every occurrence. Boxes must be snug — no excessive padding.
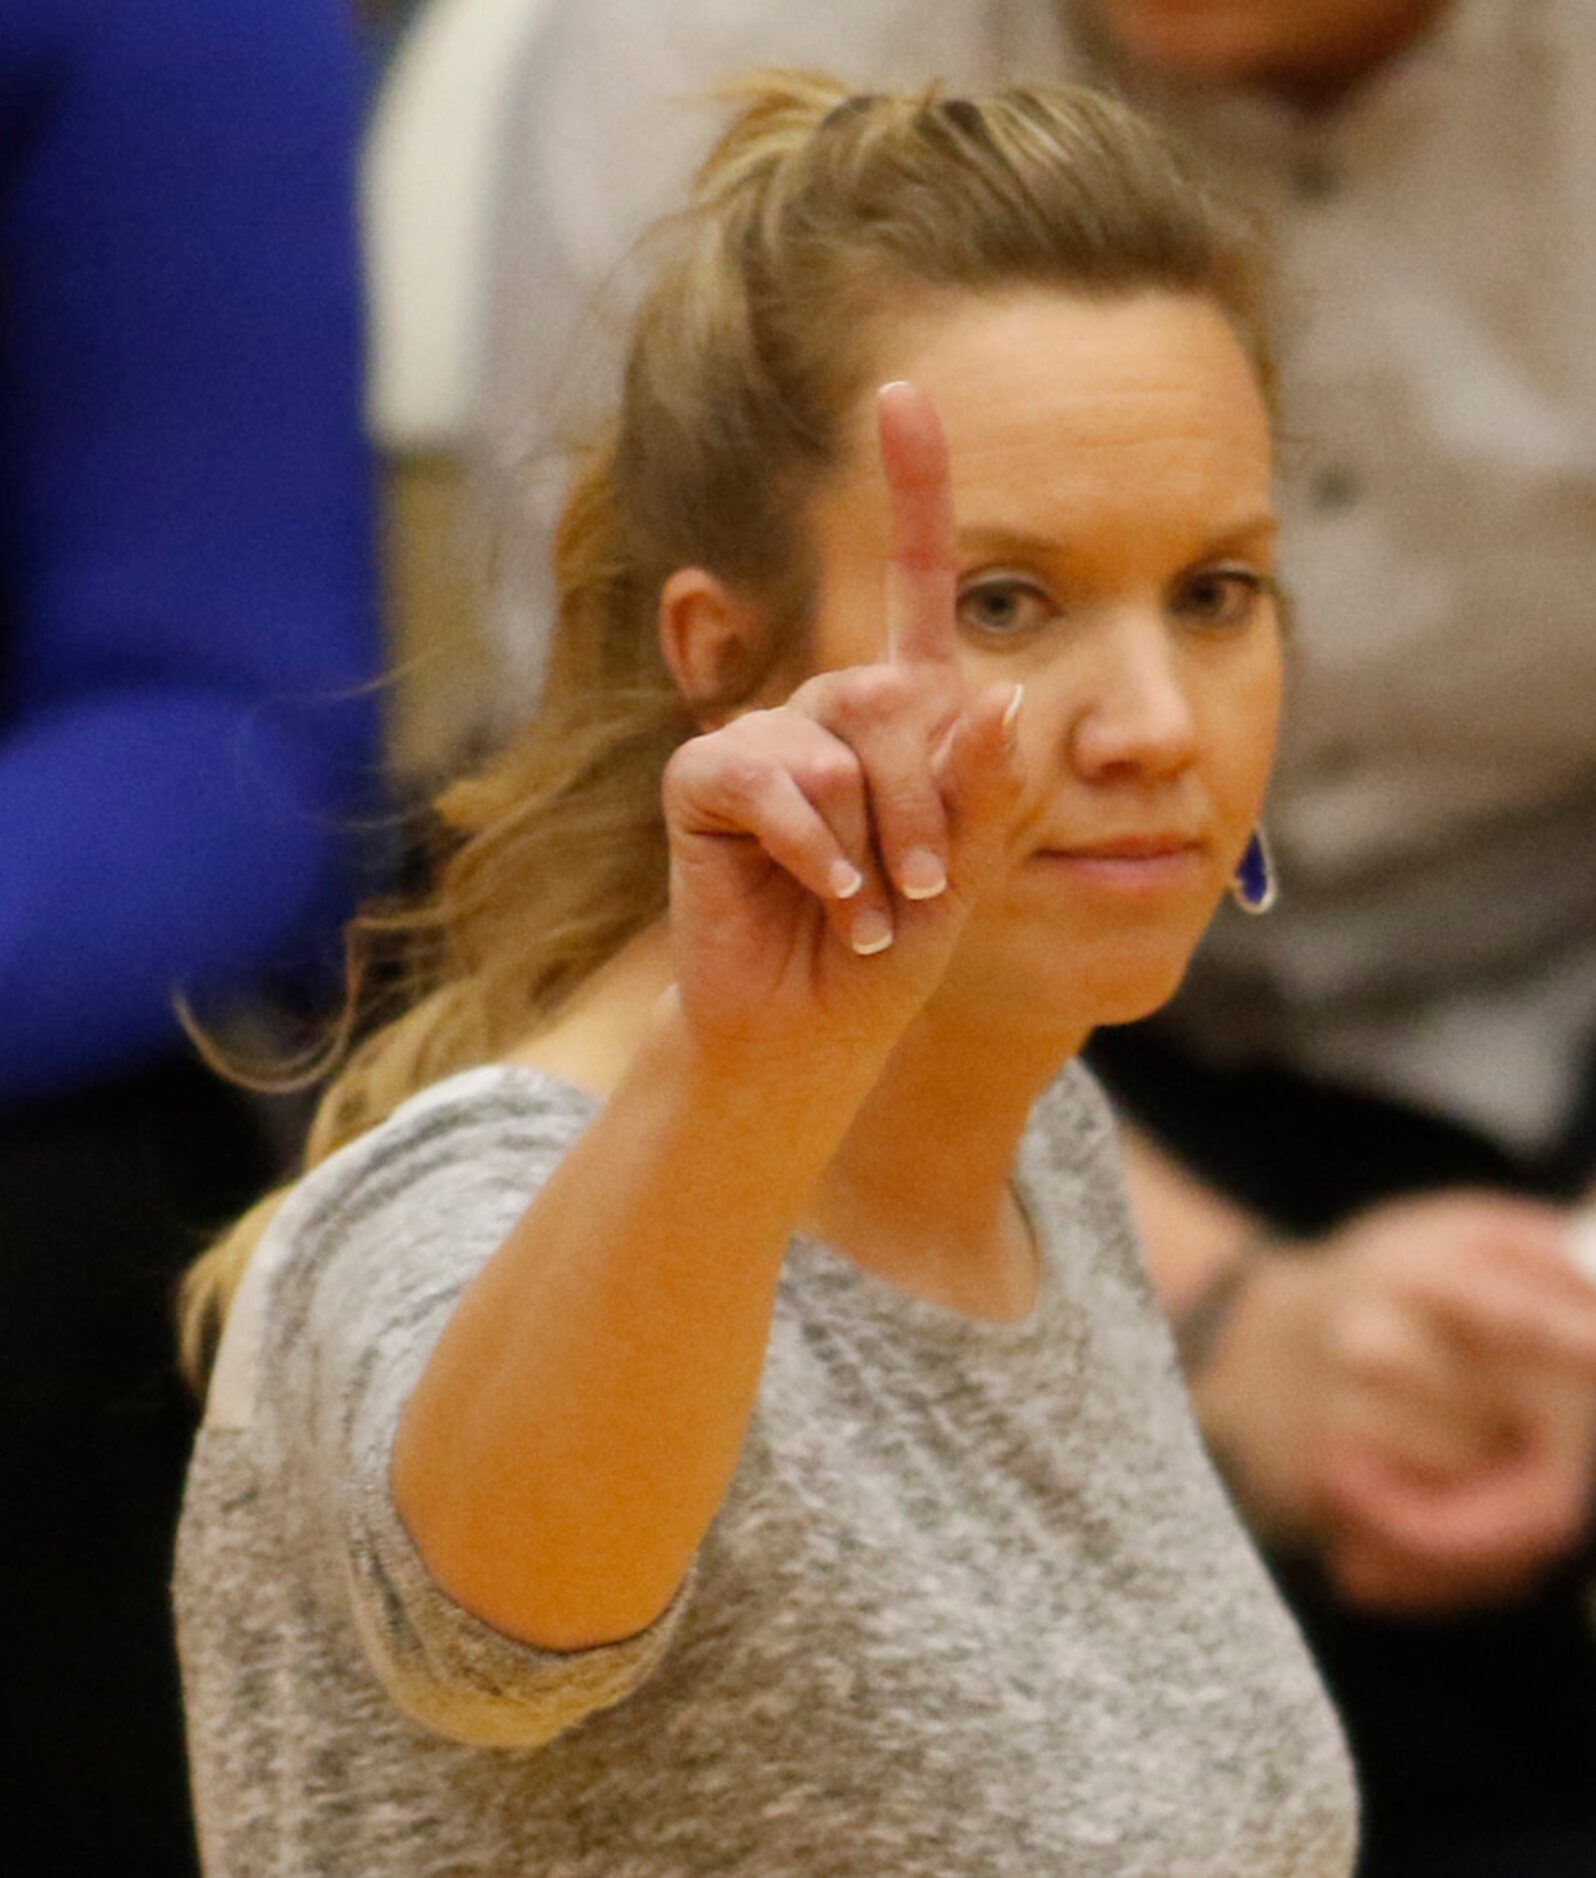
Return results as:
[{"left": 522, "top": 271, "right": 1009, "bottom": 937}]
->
[
  {"left": 955, "top": 578, "right": 1055, "bottom": 637},
  {"left": 1176, "top": 567, "right": 1272, "bottom": 629}
]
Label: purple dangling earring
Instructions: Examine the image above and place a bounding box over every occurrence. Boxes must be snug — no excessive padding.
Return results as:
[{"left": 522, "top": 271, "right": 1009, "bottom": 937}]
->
[{"left": 1230, "top": 828, "right": 1277, "bottom": 914}]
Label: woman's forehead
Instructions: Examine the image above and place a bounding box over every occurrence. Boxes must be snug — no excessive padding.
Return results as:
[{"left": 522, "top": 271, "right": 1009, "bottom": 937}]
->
[{"left": 832, "top": 290, "right": 1274, "bottom": 551}]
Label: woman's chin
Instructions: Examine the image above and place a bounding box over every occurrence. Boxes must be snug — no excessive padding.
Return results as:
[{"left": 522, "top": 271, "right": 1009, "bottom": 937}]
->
[
  {"left": 1048, "top": 917, "right": 1209, "bottom": 1026},
  {"left": 948, "top": 937, "right": 1196, "bottom": 1044},
  {"left": 1087, "top": 971, "right": 1192, "bottom": 1030}
]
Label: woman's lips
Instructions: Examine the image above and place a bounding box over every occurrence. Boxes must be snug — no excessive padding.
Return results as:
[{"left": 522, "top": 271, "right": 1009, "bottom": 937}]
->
[{"left": 1026, "top": 837, "right": 1206, "bottom": 892}]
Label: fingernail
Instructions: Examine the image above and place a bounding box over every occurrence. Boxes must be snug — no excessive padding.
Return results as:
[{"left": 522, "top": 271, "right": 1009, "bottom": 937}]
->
[
  {"left": 850, "top": 908, "right": 894, "bottom": 955},
  {"left": 898, "top": 848, "right": 947, "bottom": 901},
  {"left": 1001, "top": 682, "right": 1025, "bottom": 737},
  {"left": 829, "top": 859, "right": 864, "bottom": 900}
]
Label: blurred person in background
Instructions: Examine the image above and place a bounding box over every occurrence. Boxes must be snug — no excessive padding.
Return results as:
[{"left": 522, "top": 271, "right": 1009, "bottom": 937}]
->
[
  {"left": 472, "top": 3, "right": 1596, "bottom": 1873},
  {"left": 0, "top": 1, "right": 380, "bottom": 1872}
]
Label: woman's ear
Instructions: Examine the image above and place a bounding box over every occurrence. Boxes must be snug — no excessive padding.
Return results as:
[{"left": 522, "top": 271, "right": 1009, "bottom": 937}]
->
[{"left": 658, "top": 567, "right": 767, "bottom": 726}]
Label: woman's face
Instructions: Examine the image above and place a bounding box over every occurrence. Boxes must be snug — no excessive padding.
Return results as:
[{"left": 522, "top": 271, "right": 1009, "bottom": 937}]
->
[
  {"left": 803, "top": 289, "right": 1282, "bottom": 1033},
  {"left": 1082, "top": 0, "right": 1449, "bottom": 97}
]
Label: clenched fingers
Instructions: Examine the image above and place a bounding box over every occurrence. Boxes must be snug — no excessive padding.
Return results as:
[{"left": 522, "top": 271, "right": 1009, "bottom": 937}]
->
[
  {"left": 666, "top": 712, "right": 895, "bottom": 955},
  {"left": 1412, "top": 1245, "right": 1596, "bottom": 1376},
  {"left": 795, "top": 664, "right": 955, "bottom": 910},
  {"left": 1322, "top": 1431, "right": 1594, "bottom": 1601}
]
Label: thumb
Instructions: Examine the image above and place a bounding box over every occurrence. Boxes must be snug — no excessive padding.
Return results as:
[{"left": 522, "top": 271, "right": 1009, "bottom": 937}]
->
[{"left": 937, "top": 681, "right": 1025, "bottom": 897}]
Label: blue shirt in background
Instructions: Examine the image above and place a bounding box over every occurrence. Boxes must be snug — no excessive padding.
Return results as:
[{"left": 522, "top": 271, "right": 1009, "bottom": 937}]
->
[{"left": 0, "top": 0, "right": 383, "bottom": 1107}]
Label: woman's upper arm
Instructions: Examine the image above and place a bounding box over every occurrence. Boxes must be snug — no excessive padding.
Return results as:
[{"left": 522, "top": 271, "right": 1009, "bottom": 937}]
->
[{"left": 263, "top": 1087, "right": 695, "bottom": 1747}]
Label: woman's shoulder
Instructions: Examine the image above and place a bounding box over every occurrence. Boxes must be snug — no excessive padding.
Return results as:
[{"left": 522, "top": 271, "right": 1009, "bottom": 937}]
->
[
  {"left": 366, "top": 1060, "right": 599, "bottom": 1144},
  {"left": 284, "top": 1064, "right": 599, "bottom": 1241},
  {"left": 204, "top": 1065, "right": 599, "bottom": 1434}
]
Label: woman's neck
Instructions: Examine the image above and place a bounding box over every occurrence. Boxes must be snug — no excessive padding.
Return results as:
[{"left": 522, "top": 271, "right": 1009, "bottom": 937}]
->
[
  {"left": 507, "top": 922, "right": 1086, "bottom": 1319},
  {"left": 804, "top": 1002, "right": 1076, "bottom": 1320},
  {"left": 504, "top": 925, "right": 678, "bottom": 1095}
]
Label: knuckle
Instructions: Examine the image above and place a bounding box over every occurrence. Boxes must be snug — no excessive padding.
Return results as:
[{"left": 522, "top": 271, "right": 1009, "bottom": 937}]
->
[
  {"left": 874, "top": 765, "right": 943, "bottom": 817},
  {"left": 838, "top": 665, "right": 912, "bottom": 726},
  {"left": 795, "top": 748, "right": 861, "bottom": 803},
  {"left": 662, "top": 734, "right": 714, "bottom": 799},
  {"left": 713, "top": 750, "right": 777, "bottom": 807}
]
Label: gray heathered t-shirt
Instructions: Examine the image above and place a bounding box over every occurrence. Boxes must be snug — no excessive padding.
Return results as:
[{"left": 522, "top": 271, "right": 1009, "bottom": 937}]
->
[{"left": 175, "top": 1061, "right": 1358, "bottom": 1875}]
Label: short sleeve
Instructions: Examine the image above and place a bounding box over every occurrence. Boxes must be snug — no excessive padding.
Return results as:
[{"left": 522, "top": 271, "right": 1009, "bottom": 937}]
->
[{"left": 237, "top": 1070, "right": 696, "bottom": 1748}]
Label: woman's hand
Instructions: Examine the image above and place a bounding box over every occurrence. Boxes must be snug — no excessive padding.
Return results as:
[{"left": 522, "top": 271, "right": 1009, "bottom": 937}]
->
[
  {"left": 662, "top": 382, "right": 1024, "bottom": 1074},
  {"left": 1320, "top": 1360, "right": 1596, "bottom": 1611},
  {"left": 1198, "top": 1192, "right": 1596, "bottom": 1609}
]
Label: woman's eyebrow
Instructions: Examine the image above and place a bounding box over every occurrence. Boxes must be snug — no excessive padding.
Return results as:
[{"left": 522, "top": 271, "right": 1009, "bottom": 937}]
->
[
  {"left": 955, "top": 525, "right": 1064, "bottom": 560},
  {"left": 956, "top": 515, "right": 1280, "bottom": 560},
  {"left": 1203, "top": 513, "right": 1280, "bottom": 554}
]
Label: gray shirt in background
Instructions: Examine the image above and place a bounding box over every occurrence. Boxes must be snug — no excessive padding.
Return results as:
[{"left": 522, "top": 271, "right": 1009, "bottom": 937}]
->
[{"left": 176, "top": 1061, "right": 1357, "bottom": 1873}]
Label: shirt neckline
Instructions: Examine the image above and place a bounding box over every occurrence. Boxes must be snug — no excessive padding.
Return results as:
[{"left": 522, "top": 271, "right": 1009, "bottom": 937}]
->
[{"left": 413, "top": 1062, "right": 1061, "bottom": 1342}]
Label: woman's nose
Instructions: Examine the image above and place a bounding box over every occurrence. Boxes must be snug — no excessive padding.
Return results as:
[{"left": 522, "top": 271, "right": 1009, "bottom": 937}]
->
[{"left": 1064, "top": 616, "right": 1199, "bottom": 780}]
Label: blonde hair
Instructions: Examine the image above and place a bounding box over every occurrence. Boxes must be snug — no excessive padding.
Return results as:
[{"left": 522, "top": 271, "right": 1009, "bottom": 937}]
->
[{"left": 179, "top": 70, "right": 1272, "bottom": 1387}]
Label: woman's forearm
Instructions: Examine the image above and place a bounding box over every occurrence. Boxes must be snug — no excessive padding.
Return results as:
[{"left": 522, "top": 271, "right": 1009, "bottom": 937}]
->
[{"left": 392, "top": 1003, "right": 886, "bottom": 1651}]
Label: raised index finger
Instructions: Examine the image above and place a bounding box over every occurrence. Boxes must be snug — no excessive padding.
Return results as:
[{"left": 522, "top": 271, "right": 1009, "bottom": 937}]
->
[{"left": 878, "top": 380, "right": 959, "bottom": 665}]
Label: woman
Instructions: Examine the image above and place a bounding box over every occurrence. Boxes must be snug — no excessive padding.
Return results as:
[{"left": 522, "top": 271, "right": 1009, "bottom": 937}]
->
[{"left": 175, "top": 75, "right": 1357, "bottom": 1873}]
